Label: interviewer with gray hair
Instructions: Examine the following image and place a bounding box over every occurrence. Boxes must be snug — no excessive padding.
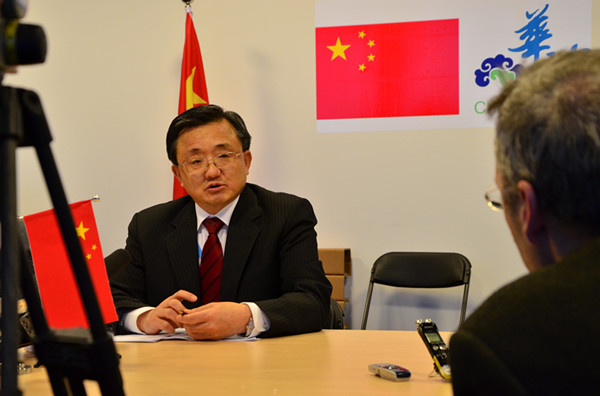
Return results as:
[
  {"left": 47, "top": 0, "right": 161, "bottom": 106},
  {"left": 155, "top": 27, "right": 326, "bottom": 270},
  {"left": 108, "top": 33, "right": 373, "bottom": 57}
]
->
[{"left": 450, "top": 49, "right": 600, "bottom": 395}]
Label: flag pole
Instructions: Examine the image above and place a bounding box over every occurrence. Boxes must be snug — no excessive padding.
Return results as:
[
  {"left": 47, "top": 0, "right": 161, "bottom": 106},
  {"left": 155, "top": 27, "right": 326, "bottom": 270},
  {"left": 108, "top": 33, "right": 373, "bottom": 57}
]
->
[{"left": 173, "top": 0, "right": 210, "bottom": 199}]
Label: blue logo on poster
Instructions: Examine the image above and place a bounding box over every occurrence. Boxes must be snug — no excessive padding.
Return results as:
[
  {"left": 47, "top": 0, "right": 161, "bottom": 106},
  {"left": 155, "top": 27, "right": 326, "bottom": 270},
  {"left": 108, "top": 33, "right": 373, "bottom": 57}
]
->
[{"left": 473, "top": 4, "right": 581, "bottom": 114}]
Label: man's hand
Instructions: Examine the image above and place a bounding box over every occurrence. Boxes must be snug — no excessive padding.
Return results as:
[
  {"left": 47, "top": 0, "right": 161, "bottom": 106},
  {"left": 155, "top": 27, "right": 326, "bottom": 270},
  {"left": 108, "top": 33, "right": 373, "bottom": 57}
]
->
[
  {"left": 179, "top": 302, "right": 251, "bottom": 340},
  {"left": 137, "top": 290, "right": 197, "bottom": 335}
]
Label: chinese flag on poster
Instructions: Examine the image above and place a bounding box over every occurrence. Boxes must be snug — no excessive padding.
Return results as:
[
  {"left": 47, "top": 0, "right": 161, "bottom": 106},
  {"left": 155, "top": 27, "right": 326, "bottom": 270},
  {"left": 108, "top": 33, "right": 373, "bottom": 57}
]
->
[
  {"left": 173, "top": 7, "right": 210, "bottom": 199},
  {"left": 316, "top": 19, "right": 459, "bottom": 120},
  {"left": 22, "top": 200, "right": 118, "bottom": 329}
]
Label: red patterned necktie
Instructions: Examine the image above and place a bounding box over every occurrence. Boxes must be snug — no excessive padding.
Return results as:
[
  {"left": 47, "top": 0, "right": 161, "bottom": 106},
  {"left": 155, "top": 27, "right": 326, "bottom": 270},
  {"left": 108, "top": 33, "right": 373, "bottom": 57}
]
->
[{"left": 200, "top": 217, "right": 224, "bottom": 305}]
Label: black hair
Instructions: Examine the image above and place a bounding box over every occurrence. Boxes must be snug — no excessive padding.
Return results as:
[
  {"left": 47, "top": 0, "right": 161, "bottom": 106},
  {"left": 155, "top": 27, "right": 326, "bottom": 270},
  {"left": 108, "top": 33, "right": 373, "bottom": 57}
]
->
[{"left": 166, "top": 104, "right": 252, "bottom": 165}]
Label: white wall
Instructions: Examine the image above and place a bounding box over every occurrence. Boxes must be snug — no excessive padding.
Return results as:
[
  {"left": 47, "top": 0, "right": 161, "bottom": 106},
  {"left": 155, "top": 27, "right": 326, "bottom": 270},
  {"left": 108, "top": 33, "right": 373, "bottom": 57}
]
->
[{"left": 8, "top": 0, "right": 600, "bottom": 331}]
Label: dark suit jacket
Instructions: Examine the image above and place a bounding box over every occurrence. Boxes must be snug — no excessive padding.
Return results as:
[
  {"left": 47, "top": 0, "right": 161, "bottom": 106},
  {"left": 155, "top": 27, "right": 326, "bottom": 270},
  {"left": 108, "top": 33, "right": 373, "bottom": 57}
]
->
[
  {"left": 449, "top": 238, "right": 600, "bottom": 395},
  {"left": 110, "top": 183, "right": 332, "bottom": 338}
]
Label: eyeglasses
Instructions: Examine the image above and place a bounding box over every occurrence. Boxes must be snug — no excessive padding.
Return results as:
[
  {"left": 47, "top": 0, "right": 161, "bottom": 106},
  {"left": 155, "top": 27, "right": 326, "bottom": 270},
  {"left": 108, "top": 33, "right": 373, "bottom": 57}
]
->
[
  {"left": 179, "top": 151, "right": 243, "bottom": 174},
  {"left": 484, "top": 185, "right": 504, "bottom": 212}
]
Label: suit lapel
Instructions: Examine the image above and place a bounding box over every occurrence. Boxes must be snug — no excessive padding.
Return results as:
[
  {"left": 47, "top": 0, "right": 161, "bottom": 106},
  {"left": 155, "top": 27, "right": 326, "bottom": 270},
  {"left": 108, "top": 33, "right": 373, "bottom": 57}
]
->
[
  {"left": 221, "top": 186, "right": 261, "bottom": 300},
  {"left": 165, "top": 198, "right": 202, "bottom": 301}
]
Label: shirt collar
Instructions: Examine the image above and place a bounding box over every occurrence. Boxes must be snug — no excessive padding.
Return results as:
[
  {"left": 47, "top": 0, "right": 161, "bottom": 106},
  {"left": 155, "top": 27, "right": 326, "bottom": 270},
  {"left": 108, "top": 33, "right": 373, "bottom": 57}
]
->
[{"left": 195, "top": 196, "right": 240, "bottom": 231}]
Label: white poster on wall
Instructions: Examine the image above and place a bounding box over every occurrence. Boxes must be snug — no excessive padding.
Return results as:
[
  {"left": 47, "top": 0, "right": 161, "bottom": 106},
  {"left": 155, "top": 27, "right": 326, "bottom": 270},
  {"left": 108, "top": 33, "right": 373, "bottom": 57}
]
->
[{"left": 315, "top": 0, "right": 592, "bottom": 133}]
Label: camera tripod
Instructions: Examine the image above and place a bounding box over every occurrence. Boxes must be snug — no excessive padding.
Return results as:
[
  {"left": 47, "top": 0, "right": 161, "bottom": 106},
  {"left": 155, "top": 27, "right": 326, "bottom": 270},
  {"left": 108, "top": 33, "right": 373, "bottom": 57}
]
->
[{"left": 0, "top": 86, "right": 124, "bottom": 395}]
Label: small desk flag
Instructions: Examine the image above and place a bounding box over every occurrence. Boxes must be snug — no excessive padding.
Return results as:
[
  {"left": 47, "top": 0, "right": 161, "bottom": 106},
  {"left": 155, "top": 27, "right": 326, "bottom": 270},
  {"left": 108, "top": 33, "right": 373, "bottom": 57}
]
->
[
  {"left": 22, "top": 200, "right": 118, "bottom": 329},
  {"left": 173, "top": 6, "right": 210, "bottom": 200}
]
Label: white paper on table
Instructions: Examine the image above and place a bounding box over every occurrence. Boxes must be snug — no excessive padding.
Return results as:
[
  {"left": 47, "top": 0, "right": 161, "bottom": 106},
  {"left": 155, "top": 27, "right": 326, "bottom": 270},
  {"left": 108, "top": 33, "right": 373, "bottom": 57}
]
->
[{"left": 112, "top": 328, "right": 258, "bottom": 343}]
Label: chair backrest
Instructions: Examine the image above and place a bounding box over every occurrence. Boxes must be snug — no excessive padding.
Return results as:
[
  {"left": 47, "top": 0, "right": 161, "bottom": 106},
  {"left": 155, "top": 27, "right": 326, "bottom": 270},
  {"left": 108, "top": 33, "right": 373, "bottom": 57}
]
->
[
  {"left": 360, "top": 252, "right": 471, "bottom": 330},
  {"left": 327, "top": 298, "right": 345, "bottom": 329},
  {"left": 104, "top": 248, "right": 131, "bottom": 279}
]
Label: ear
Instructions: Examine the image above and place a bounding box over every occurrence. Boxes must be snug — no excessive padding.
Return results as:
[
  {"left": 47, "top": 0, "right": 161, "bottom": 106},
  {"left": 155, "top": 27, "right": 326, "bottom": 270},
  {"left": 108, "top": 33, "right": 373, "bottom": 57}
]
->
[
  {"left": 517, "top": 180, "right": 545, "bottom": 244},
  {"left": 171, "top": 164, "right": 184, "bottom": 186},
  {"left": 243, "top": 150, "right": 252, "bottom": 175}
]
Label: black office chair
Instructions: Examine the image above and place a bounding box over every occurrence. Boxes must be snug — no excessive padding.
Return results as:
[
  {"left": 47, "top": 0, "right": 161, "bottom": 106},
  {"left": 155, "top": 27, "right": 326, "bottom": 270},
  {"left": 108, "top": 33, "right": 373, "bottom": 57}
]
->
[
  {"left": 104, "top": 248, "right": 131, "bottom": 279},
  {"left": 360, "top": 252, "right": 471, "bottom": 330},
  {"left": 327, "top": 298, "right": 345, "bottom": 329}
]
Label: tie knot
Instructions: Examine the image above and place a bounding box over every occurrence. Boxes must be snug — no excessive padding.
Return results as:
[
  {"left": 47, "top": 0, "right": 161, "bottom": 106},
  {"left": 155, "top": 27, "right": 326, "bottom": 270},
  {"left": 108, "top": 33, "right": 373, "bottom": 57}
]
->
[{"left": 203, "top": 217, "right": 224, "bottom": 234}]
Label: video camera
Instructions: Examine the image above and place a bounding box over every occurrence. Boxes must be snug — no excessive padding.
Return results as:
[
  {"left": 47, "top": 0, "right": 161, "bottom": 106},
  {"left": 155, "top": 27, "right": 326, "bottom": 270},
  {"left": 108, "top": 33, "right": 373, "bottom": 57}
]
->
[{"left": 0, "top": 0, "right": 47, "bottom": 81}]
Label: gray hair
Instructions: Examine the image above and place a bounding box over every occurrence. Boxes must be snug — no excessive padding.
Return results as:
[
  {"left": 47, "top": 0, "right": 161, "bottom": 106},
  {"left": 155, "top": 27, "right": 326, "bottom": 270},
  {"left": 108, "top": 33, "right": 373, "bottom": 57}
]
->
[{"left": 487, "top": 49, "right": 600, "bottom": 233}]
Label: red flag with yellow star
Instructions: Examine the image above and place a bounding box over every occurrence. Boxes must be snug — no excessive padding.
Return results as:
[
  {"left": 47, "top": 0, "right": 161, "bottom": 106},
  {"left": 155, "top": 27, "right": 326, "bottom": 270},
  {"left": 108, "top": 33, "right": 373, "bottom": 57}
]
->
[
  {"left": 173, "top": 6, "right": 209, "bottom": 199},
  {"left": 316, "top": 19, "right": 459, "bottom": 120},
  {"left": 22, "top": 200, "right": 117, "bottom": 329}
]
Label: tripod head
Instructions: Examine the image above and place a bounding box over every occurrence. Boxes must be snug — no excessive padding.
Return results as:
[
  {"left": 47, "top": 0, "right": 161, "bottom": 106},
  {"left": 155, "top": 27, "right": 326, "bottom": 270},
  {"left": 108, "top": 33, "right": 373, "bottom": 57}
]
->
[{"left": 0, "top": 0, "right": 47, "bottom": 83}]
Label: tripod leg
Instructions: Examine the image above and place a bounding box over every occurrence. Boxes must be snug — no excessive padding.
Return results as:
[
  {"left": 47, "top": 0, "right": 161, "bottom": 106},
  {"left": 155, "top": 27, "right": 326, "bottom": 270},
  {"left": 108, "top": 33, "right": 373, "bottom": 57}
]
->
[
  {"left": 45, "top": 372, "right": 71, "bottom": 396},
  {"left": 0, "top": 86, "right": 24, "bottom": 396},
  {"left": 66, "top": 377, "right": 87, "bottom": 396}
]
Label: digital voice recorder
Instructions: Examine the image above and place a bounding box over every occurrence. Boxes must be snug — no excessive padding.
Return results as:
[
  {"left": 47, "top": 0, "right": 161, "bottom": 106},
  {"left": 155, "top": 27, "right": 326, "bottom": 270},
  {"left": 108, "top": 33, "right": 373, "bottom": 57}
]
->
[{"left": 416, "top": 318, "right": 451, "bottom": 381}]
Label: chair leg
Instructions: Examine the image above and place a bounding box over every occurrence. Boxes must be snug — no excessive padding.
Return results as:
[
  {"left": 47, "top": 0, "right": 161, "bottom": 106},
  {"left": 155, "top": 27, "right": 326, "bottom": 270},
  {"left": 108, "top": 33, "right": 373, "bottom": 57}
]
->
[
  {"left": 459, "top": 283, "right": 470, "bottom": 326},
  {"left": 360, "top": 282, "right": 374, "bottom": 330}
]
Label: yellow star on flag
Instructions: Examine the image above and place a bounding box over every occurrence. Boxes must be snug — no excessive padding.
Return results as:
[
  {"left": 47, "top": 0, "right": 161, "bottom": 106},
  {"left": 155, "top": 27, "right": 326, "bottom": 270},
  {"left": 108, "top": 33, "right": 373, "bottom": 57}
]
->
[
  {"left": 186, "top": 66, "right": 207, "bottom": 109},
  {"left": 358, "top": 31, "right": 366, "bottom": 39},
  {"left": 327, "top": 37, "right": 351, "bottom": 61},
  {"left": 75, "top": 221, "right": 89, "bottom": 240}
]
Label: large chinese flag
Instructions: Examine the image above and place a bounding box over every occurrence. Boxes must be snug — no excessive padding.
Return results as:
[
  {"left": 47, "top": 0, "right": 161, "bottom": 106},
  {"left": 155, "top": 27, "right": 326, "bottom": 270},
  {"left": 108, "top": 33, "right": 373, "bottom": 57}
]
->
[
  {"left": 316, "top": 19, "right": 459, "bottom": 120},
  {"left": 22, "top": 200, "right": 118, "bottom": 329},
  {"left": 173, "top": 7, "right": 209, "bottom": 199}
]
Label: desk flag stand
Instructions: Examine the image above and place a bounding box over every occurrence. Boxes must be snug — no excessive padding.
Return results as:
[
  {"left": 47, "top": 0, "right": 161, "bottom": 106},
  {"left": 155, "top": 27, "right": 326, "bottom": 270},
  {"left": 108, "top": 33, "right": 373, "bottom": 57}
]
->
[{"left": 0, "top": 86, "right": 125, "bottom": 395}]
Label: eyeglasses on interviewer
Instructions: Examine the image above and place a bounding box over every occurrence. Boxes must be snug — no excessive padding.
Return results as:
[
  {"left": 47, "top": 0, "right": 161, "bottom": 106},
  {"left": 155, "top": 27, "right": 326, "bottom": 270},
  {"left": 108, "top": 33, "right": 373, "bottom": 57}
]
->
[{"left": 484, "top": 184, "right": 504, "bottom": 212}]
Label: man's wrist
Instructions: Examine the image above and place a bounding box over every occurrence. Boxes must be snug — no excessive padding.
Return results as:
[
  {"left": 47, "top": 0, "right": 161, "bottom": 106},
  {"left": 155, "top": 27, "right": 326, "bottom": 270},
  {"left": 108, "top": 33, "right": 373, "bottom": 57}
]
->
[
  {"left": 244, "top": 312, "right": 255, "bottom": 337},
  {"left": 123, "top": 306, "right": 154, "bottom": 334},
  {"left": 240, "top": 302, "right": 255, "bottom": 337},
  {"left": 240, "top": 302, "right": 269, "bottom": 337},
  {"left": 136, "top": 309, "right": 151, "bottom": 333}
]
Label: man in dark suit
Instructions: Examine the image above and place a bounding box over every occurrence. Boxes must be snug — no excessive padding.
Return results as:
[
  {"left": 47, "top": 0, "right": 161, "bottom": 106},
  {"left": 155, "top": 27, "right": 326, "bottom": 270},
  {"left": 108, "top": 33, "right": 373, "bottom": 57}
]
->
[
  {"left": 450, "top": 49, "right": 600, "bottom": 395},
  {"left": 110, "top": 105, "right": 331, "bottom": 340}
]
